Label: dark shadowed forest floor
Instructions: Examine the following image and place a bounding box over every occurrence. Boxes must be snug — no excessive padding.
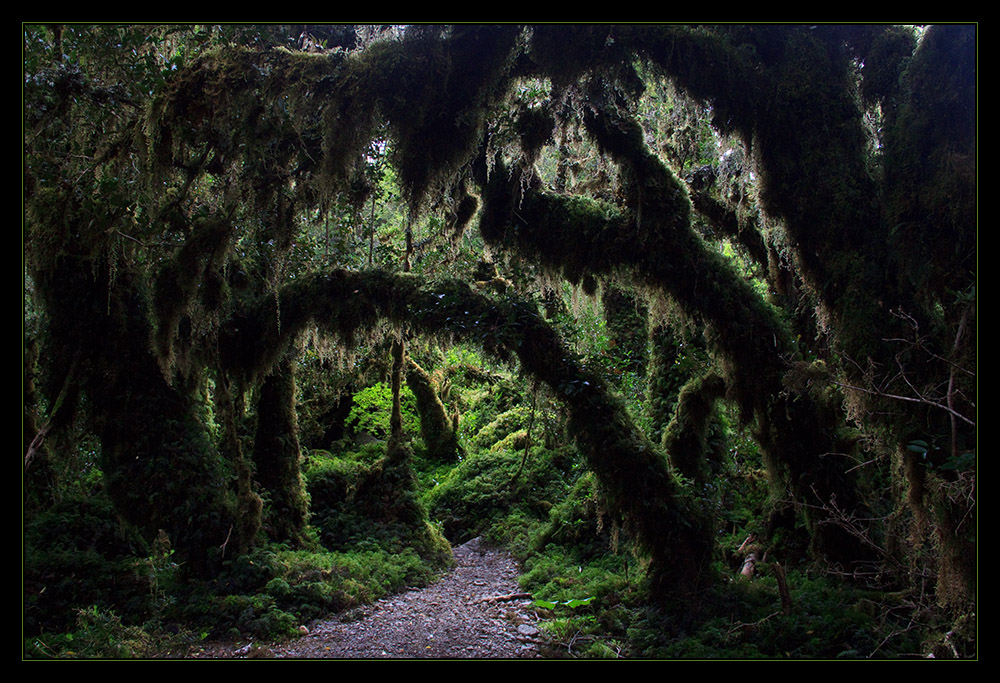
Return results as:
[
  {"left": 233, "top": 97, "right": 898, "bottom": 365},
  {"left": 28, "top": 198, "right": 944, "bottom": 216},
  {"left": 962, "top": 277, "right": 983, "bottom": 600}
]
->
[{"left": 179, "top": 538, "right": 546, "bottom": 659}]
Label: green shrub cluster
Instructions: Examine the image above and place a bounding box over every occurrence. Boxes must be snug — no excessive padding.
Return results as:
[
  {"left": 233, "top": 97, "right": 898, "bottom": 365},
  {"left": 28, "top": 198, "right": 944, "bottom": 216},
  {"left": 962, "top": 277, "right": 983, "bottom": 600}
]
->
[{"left": 423, "top": 445, "right": 579, "bottom": 553}]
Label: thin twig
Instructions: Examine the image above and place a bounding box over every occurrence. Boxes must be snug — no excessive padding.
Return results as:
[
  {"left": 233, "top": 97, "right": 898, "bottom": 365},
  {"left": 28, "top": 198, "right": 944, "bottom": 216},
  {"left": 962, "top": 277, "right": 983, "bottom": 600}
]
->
[
  {"left": 834, "top": 381, "right": 974, "bottom": 427},
  {"left": 511, "top": 379, "right": 540, "bottom": 485}
]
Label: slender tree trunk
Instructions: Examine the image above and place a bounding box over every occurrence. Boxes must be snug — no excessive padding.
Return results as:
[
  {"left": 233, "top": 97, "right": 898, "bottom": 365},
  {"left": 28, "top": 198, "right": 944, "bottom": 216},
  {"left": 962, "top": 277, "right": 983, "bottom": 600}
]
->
[{"left": 387, "top": 216, "right": 413, "bottom": 460}]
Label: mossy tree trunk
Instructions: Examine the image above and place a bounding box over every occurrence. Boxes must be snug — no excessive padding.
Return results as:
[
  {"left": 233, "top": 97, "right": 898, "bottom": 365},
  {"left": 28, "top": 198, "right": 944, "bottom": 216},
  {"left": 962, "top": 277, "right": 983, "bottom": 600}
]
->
[
  {"left": 33, "top": 257, "right": 239, "bottom": 576},
  {"left": 387, "top": 217, "right": 415, "bottom": 462},
  {"left": 662, "top": 372, "right": 727, "bottom": 487},
  {"left": 251, "top": 358, "right": 309, "bottom": 547},
  {"left": 406, "top": 359, "right": 462, "bottom": 462},
  {"left": 387, "top": 337, "right": 408, "bottom": 461},
  {"left": 645, "top": 323, "right": 685, "bottom": 445},
  {"left": 23, "top": 334, "right": 60, "bottom": 512},
  {"left": 214, "top": 372, "right": 263, "bottom": 554}
]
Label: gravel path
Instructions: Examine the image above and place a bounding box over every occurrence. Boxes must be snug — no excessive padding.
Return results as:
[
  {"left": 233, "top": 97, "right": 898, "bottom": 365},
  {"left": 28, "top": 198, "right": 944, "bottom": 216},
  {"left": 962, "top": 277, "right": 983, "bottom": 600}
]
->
[{"left": 193, "top": 538, "right": 546, "bottom": 659}]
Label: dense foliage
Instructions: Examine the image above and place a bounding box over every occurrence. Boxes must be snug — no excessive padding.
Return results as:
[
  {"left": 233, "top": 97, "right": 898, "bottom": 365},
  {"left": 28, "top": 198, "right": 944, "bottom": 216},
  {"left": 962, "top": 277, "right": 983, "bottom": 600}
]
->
[{"left": 24, "top": 24, "right": 975, "bottom": 659}]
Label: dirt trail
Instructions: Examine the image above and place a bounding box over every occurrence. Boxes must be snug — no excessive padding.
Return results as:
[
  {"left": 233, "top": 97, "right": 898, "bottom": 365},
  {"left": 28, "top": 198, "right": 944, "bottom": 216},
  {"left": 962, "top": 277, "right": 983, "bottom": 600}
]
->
[{"left": 193, "top": 538, "right": 547, "bottom": 659}]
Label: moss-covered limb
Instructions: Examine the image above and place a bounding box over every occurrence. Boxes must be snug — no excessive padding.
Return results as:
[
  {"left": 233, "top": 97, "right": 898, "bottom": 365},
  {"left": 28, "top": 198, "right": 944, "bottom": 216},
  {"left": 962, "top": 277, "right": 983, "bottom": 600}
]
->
[
  {"left": 146, "top": 27, "right": 521, "bottom": 215},
  {"left": 616, "top": 27, "right": 887, "bottom": 324},
  {"left": 221, "top": 269, "right": 714, "bottom": 594},
  {"left": 584, "top": 102, "right": 860, "bottom": 520},
  {"left": 480, "top": 99, "right": 873, "bottom": 567},
  {"left": 418, "top": 284, "right": 711, "bottom": 594},
  {"left": 146, "top": 46, "right": 335, "bottom": 177},
  {"left": 639, "top": 26, "right": 974, "bottom": 434},
  {"left": 662, "top": 372, "right": 727, "bottom": 486},
  {"left": 386, "top": 25, "right": 522, "bottom": 204},
  {"left": 478, "top": 158, "right": 788, "bottom": 426},
  {"left": 491, "top": 300, "right": 715, "bottom": 596},
  {"left": 634, "top": 25, "right": 882, "bottom": 268},
  {"left": 251, "top": 358, "right": 310, "bottom": 546},
  {"left": 406, "top": 358, "right": 462, "bottom": 462}
]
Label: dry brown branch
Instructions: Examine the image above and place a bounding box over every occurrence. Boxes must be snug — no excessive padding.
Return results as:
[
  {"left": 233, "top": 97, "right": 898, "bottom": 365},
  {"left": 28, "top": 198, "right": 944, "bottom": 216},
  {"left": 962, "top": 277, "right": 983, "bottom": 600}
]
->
[
  {"left": 479, "top": 592, "right": 532, "bottom": 604},
  {"left": 219, "top": 525, "right": 233, "bottom": 558},
  {"left": 24, "top": 423, "right": 51, "bottom": 470},
  {"left": 773, "top": 562, "right": 792, "bottom": 614},
  {"left": 726, "top": 610, "right": 781, "bottom": 639}
]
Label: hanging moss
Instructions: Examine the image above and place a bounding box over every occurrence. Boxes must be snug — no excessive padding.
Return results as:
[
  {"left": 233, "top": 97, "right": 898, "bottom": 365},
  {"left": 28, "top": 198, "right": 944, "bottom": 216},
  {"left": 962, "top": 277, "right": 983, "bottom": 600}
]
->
[
  {"left": 515, "top": 104, "right": 556, "bottom": 165},
  {"left": 319, "top": 25, "right": 522, "bottom": 207},
  {"left": 449, "top": 188, "right": 480, "bottom": 242},
  {"left": 152, "top": 216, "right": 235, "bottom": 381}
]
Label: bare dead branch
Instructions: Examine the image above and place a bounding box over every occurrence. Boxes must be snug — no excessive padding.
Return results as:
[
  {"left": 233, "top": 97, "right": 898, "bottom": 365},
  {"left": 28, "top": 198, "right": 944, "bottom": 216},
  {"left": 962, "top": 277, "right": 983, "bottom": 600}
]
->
[{"left": 834, "top": 381, "right": 975, "bottom": 427}]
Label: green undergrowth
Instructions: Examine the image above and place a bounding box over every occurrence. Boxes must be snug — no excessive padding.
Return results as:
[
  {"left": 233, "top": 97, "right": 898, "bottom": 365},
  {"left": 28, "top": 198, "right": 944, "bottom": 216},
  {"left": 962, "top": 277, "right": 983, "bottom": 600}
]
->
[
  {"left": 24, "top": 494, "right": 153, "bottom": 638},
  {"left": 26, "top": 525, "right": 449, "bottom": 659},
  {"left": 427, "top": 436, "right": 952, "bottom": 660},
  {"left": 423, "top": 444, "right": 582, "bottom": 557},
  {"left": 518, "top": 544, "right": 947, "bottom": 659},
  {"left": 189, "top": 541, "right": 441, "bottom": 641},
  {"left": 25, "top": 537, "right": 447, "bottom": 659},
  {"left": 304, "top": 445, "right": 453, "bottom": 563},
  {"left": 24, "top": 442, "right": 453, "bottom": 659},
  {"left": 624, "top": 570, "right": 944, "bottom": 659}
]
